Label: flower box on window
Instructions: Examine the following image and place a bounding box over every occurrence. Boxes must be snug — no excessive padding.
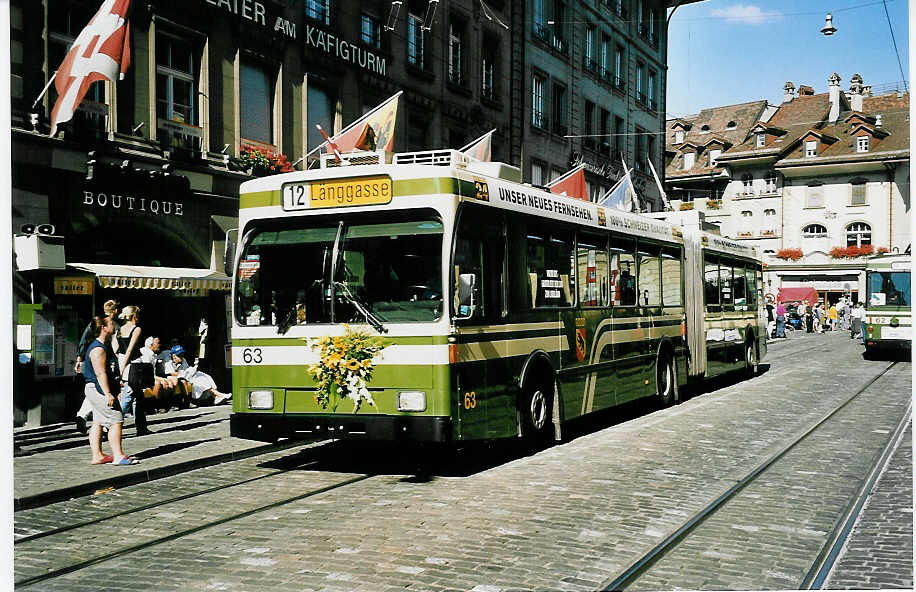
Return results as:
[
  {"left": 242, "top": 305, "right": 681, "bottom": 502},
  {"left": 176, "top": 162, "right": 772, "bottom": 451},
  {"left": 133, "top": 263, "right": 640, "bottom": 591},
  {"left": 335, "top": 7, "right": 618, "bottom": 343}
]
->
[
  {"left": 737, "top": 231, "right": 752, "bottom": 238},
  {"left": 775, "top": 248, "right": 803, "bottom": 260},
  {"left": 679, "top": 202, "right": 694, "bottom": 211},
  {"left": 760, "top": 229, "right": 776, "bottom": 237},
  {"left": 706, "top": 199, "right": 721, "bottom": 210},
  {"left": 829, "top": 245, "right": 875, "bottom": 259},
  {"left": 232, "top": 142, "right": 293, "bottom": 176}
]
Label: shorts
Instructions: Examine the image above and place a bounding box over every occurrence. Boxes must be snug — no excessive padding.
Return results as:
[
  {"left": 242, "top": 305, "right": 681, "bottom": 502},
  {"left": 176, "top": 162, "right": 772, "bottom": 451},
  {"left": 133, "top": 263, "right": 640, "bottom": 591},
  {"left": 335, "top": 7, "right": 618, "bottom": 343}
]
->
[{"left": 84, "top": 382, "right": 124, "bottom": 428}]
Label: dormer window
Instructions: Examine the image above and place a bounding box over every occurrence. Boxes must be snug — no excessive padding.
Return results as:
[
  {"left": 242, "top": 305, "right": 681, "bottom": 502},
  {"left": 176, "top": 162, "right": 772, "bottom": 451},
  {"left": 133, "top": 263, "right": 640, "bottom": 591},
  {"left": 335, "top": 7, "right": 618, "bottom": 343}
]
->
[
  {"left": 805, "top": 140, "right": 817, "bottom": 157},
  {"left": 727, "top": 121, "right": 736, "bottom": 129},
  {"left": 756, "top": 133, "right": 765, "bottom": 148},
  {"left": 708, "top": 149, "right": 721, "bottom": 166},
  {"left": 674, "top": 129, "right": 684, "bottom": 144},
  {"left": 700, "top": 124, "right": 710, "bottom": 133},
  {"left": 856, "top": 135, "right": 870, "bottom": 153},
  {"left": 682, "top": 152, "right": 695, "bottom": 169}
]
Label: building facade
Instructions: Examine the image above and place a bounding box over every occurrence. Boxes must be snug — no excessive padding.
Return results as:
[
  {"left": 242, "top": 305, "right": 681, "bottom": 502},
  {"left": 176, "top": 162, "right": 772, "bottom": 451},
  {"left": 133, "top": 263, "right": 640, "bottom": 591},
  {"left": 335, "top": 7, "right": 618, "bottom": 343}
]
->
[
  {"left": 664, "top": 74, "right": 910, "bottom": 305},
  {"left": 515, "top": 0, "right": 697, "bottom": 209},
  {"left": 10, "top": 0, "right": 513, "bottom": 425}
]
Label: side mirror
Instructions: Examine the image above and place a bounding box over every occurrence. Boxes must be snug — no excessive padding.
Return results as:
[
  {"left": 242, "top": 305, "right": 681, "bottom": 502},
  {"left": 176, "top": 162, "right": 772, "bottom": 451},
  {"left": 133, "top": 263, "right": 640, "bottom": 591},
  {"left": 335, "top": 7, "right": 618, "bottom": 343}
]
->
[{"left": 456, "top": 273, "right": 476, "bottom": 318}]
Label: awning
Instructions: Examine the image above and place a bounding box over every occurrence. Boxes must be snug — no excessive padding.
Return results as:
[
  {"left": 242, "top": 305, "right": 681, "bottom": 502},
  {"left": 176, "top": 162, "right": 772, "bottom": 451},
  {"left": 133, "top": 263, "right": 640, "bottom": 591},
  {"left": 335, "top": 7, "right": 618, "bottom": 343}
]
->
[
  {"left": 777, "top": 286, "right": 818, "bottom": 304},
  {"left": 67, "top": 263, "right": 232, "bottom": 291}
]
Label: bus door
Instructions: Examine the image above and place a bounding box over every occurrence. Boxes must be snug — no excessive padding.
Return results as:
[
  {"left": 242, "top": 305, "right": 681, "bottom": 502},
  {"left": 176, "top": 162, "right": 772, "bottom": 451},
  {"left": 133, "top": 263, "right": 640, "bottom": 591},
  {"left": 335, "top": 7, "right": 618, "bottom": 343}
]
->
[
  {"left": 637, "top": 242, "right": 664, "bottom": 395},
  {"left": 610, "top": 235, "right": 644, "bottom": 403},
  {"left": 571, "top": 233, "right": 613, "bottom": 417},
  {"left": 452, "top": 204, "right": 511, "bottom": 439},
  {"left": 703, "top": 255, "right": 727, "bottom": 376}
]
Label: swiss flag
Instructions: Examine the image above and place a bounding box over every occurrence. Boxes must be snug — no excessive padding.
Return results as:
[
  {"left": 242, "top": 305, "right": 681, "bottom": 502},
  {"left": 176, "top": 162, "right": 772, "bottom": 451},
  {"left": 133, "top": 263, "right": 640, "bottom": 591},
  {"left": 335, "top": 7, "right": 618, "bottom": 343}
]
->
[
  {"left": 327, "top": 93, "right": 400, "bottom": 154},
  {"left": 548, "top": 165, "right": 589, "bottom": 201},
  {"left": 50, "top": 0, "right": 131, "bottom": 137}
]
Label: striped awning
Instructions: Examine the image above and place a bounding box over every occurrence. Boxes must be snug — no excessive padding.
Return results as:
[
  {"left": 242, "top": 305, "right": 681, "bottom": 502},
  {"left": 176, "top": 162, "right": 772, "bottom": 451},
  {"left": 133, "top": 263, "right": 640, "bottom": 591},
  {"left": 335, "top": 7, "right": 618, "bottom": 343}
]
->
[{"left": 67, "top": 263, "right": 232, "bottom": 291}]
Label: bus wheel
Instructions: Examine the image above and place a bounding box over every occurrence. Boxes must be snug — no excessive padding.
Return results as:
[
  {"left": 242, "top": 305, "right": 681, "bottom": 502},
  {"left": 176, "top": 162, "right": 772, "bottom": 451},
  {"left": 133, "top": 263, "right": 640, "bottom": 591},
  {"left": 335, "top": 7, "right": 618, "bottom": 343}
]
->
[
  {"left": 744, "top": 340, "right": 758, "bottom": 376},
  {"left": 521, "top": 382, "right": 553, "bottom": 442},
  {"left": 656, "top": 354, "right": 675, "bottom": 407}
]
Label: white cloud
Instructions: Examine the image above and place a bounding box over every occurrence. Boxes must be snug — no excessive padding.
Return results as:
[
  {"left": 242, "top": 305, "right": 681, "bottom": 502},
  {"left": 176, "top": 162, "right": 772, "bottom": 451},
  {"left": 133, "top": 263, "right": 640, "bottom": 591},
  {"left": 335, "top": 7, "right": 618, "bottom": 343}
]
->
[{"left": 711, "top": 4, "right": 781, "bottom": 25}]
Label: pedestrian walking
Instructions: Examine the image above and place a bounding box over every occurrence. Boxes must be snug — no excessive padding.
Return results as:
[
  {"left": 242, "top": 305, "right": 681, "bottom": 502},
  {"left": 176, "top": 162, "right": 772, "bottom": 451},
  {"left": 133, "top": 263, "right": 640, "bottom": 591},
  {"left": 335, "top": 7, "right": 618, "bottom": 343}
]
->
[
  {"left": 775, "top": 302, "right": 787, "bottom": 338},
  {"left": 766, "top": 301, "right": 775, "bottom": 338},
  {"left": 828, "top": 303, "right": 838, "bottom": 331},
  {"left": 804, "top": 301, "right": 814, "bottom": 333},
  {"left": 851, "top": 301, "right": 866, "bottom": 341},
  {"left": 115, "top": 306, "right": 148, "bottom": 434},
  {"left": 82, "top": 316, "right": 137, "bottom": 465},
  {"left": 73, "top": 299, "right": 120, "bottom": 434},
  {"left": 837, "top": 298, "right": 848, "bottom": 330}
]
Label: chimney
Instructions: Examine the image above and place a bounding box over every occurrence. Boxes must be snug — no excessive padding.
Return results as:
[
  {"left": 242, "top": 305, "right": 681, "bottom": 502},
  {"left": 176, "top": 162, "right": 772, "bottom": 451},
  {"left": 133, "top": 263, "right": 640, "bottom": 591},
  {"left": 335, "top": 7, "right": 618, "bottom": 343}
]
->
[
  {"left": 875, "top": 114, "right": 882, "bottom": 128},
  {"left": 828, "top": 73, "right": 842, "bottom": 122},
  {"left": 783, "top": 81, "right": 796, "bottom": 103},
  {"left": 863, "top": 85, "right": 873, "bottom": 97},
  {"left": 849, "top": 73, "right": 864, "bottom": 112},
  {"left": 798, "top": 85, "right": 815, "bottom": 96}
]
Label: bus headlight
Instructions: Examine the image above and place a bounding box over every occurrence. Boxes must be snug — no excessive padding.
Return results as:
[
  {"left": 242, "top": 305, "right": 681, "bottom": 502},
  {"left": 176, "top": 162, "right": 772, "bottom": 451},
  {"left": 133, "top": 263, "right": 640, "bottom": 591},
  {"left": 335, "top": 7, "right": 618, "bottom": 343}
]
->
[
  {"left": 397, "top": 391, "right": 426, "bottom": 412},
  {"left": 248, "top": 390, "right": 274, "bottom": 410}
]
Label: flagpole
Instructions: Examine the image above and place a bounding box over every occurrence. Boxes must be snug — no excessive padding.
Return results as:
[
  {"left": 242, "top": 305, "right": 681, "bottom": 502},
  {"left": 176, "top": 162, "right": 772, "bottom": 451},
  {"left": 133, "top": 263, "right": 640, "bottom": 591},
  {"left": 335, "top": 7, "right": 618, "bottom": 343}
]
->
[
  {"left": 458, "top": 128, "right": 496, "bottom": 152},
  {"left": 304, "top": 90, "right": 403, "bottom": 160},
  {"left": 545, "top": 162, "right": 586, "bottom": 188},
  {"left": 647, "top": 156, "right": 671, "bottom": 211},
  {"left": 31, "top": 71, "right": 57, "bottom": 110},
  {"left": 620, "top": 154, "right": 641, "bottom": 212}
]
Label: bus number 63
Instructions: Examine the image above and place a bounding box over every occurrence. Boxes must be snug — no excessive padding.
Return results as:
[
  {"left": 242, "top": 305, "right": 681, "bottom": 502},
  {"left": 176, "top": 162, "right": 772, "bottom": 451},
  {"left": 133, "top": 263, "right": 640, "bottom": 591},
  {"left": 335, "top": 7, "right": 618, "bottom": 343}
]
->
[
  {"left": 463, "top": 391, "right": 477, "bottom": 409},
  {"left": 242, "top": 348, "right": 263, "bottom": 364}
]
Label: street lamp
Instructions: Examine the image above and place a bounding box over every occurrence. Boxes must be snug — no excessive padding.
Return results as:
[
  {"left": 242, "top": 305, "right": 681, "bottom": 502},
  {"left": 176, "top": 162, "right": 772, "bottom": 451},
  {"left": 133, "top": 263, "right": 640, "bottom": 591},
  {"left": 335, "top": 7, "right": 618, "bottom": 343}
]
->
[{"left": 821, "top": 13, "right": 837, "bottom": 36}]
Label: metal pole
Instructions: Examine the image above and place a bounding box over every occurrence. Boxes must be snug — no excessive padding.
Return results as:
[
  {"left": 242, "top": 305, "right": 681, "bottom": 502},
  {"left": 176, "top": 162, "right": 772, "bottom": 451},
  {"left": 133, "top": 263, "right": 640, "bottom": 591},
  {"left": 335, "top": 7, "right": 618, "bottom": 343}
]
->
[{"left": 31, "top": 71, "right": 58, "bottom": 110}]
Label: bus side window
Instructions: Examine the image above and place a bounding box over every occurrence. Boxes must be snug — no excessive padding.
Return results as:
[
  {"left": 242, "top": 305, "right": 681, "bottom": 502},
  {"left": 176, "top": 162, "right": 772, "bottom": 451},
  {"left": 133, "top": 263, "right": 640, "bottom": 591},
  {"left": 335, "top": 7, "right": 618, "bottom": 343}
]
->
[
  {"left": 526, "top": 222, "right": 574, "bottom": 308},
  {"left": 704, "top": 257, "right": 720, "bottom": 310},
  {"left": 745, "top": 266, "right": 757, "bottom": 308},
  {"left": 577, "top": 233, "right": 609, "bottom": 307},
  {"left": 732, "top": 263, "right": 747, "bottom": 310},
  {"left": 610, "top": 236, "right": 637, "bottom": 306},
  {"left": 719, "top": 262, "right": 734, "bottom": 308},
  {"left": 661, "top": 246, "right": 682, "bottom": 307},
  {"left": 637, "top": 242, "right": 661, "bottom": 307}
]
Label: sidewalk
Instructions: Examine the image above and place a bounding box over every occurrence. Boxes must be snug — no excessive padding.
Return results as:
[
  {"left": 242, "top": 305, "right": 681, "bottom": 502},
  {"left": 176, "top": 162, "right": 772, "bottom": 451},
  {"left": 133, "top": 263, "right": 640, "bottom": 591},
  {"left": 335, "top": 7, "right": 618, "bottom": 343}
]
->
[{"left": 13, "top": 405, "right": 295, "bottom": 510}]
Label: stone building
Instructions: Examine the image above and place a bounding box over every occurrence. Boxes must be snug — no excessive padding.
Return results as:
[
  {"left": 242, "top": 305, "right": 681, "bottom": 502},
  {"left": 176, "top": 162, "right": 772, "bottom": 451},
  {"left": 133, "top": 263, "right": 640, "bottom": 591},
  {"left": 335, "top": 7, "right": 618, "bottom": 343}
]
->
[
  {"left": 10, "top": 0, "right": 512, "bottom": 425},
  {"left": 664, "top": 74, "right": 910, "bottom": 305}
]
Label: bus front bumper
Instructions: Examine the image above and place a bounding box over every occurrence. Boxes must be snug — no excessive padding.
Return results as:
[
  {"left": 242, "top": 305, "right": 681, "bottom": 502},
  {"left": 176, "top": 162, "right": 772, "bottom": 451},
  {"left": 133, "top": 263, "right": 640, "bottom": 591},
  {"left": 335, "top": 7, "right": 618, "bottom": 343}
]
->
[{"left": 231, "top": 413, "right": 452, "bottom": 443}]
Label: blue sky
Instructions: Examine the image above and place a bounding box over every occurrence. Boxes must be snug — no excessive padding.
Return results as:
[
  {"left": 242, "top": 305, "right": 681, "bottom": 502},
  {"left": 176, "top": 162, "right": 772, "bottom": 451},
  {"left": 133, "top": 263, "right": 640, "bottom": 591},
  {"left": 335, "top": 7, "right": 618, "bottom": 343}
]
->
[{"left": 665, "top": 0, "right": 910, "bottom": 117}]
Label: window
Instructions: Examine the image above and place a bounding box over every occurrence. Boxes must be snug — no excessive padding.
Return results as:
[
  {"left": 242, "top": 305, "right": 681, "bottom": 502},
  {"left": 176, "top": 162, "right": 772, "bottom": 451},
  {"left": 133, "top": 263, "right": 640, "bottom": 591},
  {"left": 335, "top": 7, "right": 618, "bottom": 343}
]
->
[
  {"left": 552, "top": 83, "right": 567, "bottom": 134},
  {"left": 661, "top": 247, "right": 682, "bottom": 306},
  {"left": 636, "top": 0, "right": 644, "bottom": 33},
  {"left": 407, "top": 12, "right": 426, "bottom": 69},
  {"left": 361, "top": 14, "right": 381, "bottom": 48},
  {"left": 636, "top": 62, "right": 645, "bottom": 104},
  {"left": 49, "top": 3, "right": 107, "bottom": 135},
  {"left": 307, "top": 86, "right": 336, "bottom": 151},
  {"left": 704, "top": 258, "right": 719, "bottom": 308},
  {"left": 719, "top": 263, "right": 733, "bottom": 306},
  {"left": 531, "top": 161, "right": 545, "bottom": 186},
  {"left": 637, "top": 243, "right": 661, "bottom": 306},
  {"left": 648, "top": 69, "right": 657, "bottom": 110},
  {"left": 805, "top": 140, "right": 817, "bottom": 157},
  {"left": 240, "top": 61, "right": 274, "bottom": 147},
  {"left": 846, "top": 222, "right": 871, "bottom": 247},
  {"left": 850, "top": 178, "right": 867, "bottom": 205},
  {"left": 741, "top": 210, "right": 753, "bottom": 217},
  {"left": 615, "top": 0, "right": 625, "bottom": 16},
  {"left": 577, "top": 234, "right": 609, "bottom": 306},
  {"left": 601, "top": 34, "right": 610, "bottom": 78},
  {"left": 305, "top": 0, "right": 330, "bottom": 24},
  {"left": 763, "top": 208, "right": 776, "bottom": 233},
  {"left": 708, "top": 149, "right": 721, "bottom": 166},
  {"left": 599, "top": 109, "right": 611, "bottom": 154},
  {"left": 531, "top": 74, "right": 546, "bottom": 128},
  {"left": 648, "top": 8, "right": 656, "bottom": 43},
  {"left": 454, "top": 206, "right": 506, "bottom": 321},
  {"left": 481, "top": 35, "right": 498, "bottom": 100},
  {"left": 614, "top": 116, "right": 624, "bottom": 154},
  {"left": 551, "top": 0, "right": 568, "bottom": 52},
  {"left": 700, "top": 124, "right": 710, "bottom": 132},
  {"left": 156, "top": 32, "right": 200, "bottom": 150},
  {"left": 756, "top": 133, "right": 766, "bottom": 148},
  {"left": 526, "top": 223, "right": 574, "bottom": 307},
  {"left": 806, "top": 182, "right": 824, "bottom": 208},
  {"left": 614, "top": 46, "right": 624, "bottom": 88},
  {"left": 610, "top": 236, "right": 637, "bottom": 306},
  {"left": 764, "top": 171, "right": 778, "bottom": 194},
  {"left": 741, "top": 173, "right": 753, "bottom": 195},
  {"left": 732, "top": 264, "right": 747, "bottom": 308},
  {"left": 635, "top": 127, "right": 646, "bottom": 171},
  {"left": 726, "top": 121, "right": 736, "bottom": 129},
  {"left": 584, "top": 26, "right": 595, "bottom": 70},
  {"left": 682, "top": 152, "right": 695, "bottom": 170},
  {"left": 448, "top": 22, "right": 464, "bottom": 85},
  {"left": 584, "top": 100, "right": 595, "bottom": 149},
  {"left": 856, "top": 135, "right": 870, "bottom": 153},
  {"left": 803, "top": 224, "right": 828, "bottom": 237},
  {"left": 744, "top": 267, "right": 758, "bottom": 308},
  {"left": 674, "top": 129, "right": 684, "bottom": 144}
]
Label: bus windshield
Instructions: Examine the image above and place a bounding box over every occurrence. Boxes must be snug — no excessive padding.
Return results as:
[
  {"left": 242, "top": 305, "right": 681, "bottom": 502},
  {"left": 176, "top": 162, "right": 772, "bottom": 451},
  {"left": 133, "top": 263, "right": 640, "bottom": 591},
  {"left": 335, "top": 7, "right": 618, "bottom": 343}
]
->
[
  {"left": 236, "top": 212, "right": 444, "bottom": 328},
  {"left": 867, "top": 271, "right": 911, "bottom": 307}
]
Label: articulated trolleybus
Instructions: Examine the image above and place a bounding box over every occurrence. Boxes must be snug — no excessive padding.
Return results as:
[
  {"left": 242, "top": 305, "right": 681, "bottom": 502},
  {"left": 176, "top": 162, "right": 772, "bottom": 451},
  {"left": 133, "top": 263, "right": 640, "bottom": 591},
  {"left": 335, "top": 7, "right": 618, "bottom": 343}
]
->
[
  {"left": 229, "top": 149, "right": 766, "bottom": 444},
  {"left": 864, "top": 253, "right": 912, "bottom": 354}
]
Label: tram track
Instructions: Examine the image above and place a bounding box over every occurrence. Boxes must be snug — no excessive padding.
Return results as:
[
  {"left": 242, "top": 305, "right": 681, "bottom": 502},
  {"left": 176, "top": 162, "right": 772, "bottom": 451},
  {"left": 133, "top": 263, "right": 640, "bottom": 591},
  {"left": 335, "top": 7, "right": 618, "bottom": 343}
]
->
[
  {"left": 15, "top": 467, "right": 373, "bottom": 589},
  {"left": 601, "top": 360, "right": 903, "bottom": 591}
]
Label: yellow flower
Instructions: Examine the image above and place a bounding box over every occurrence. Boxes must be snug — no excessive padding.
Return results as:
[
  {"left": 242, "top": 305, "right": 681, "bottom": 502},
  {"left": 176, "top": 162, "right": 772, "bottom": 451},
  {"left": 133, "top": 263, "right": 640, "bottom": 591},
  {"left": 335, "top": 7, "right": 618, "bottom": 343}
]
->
[
  {"left": 361, "top": 359, "right": 371, "bottom": 368},
  {"left": 345, "top": 359, "right": 361, "bottom": 371}
]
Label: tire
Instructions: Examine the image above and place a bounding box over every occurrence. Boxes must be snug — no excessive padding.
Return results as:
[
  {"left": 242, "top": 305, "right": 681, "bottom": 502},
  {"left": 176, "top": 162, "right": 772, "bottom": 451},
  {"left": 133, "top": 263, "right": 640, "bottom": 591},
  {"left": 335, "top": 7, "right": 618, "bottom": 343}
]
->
[
  {"left": 520, "top": 381, "right": 553, "bottom": 442},
  {"left": 744, "top": 339, "right": 758, "bottom": 376},
  {"left": 656, "top": 353, "right": 676, "bottom": 407}
]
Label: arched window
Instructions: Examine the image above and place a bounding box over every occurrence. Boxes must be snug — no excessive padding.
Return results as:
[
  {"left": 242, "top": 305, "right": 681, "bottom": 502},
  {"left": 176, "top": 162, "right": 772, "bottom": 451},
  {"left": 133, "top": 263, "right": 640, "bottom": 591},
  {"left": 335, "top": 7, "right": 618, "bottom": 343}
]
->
[
  {"left": 741, "top": 210, "right": 753, "bottom": 217},
  {"left": 846, "top": 222, "right": 871, "bottom": 247},
  {"left": 700, "top": 124, "right": 710, "bottom": 132},
  {"left": 741, "top": 173, "right": 753, "bottom": 195},
  {"left": 726, "top": 120, "right": 736, "bottom": 129},
  {"left": 803, "top": 224, "right": 827, "bottom": 237},
  {"left": 764, "top": 171, "right": 778, "bottom": 194}
]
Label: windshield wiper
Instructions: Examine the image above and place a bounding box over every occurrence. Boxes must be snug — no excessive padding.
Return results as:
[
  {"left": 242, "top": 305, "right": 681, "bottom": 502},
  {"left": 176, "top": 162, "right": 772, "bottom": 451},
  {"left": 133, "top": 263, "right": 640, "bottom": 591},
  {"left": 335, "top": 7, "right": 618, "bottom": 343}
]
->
[{"left": 334, "top": 281, "right": 388, "bottom": 334}]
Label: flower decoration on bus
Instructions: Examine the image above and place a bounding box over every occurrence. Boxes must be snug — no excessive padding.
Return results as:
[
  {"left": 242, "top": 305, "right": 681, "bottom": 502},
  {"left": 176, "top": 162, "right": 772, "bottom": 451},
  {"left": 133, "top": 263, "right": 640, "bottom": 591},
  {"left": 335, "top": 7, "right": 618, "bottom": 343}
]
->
[
  {"left": 307, "top": 325, "right": 388, "bottom": 412},
  {"left": 233, "top": 144, "right": 294, "bottom": 176}
]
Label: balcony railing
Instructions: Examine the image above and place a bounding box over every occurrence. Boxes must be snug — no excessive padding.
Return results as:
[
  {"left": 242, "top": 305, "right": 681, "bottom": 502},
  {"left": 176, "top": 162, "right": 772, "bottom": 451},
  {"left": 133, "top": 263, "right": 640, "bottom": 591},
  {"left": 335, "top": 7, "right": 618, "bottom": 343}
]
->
[
  {"left": 648, "top": 97, "right": 658, "bottom": 112},
  {"left": 533, "top": 22, "right": 550, "bottom": 43},
  {"left": 584, "top": 57, "right": 598, "bottom": 73},
  {"left": 614, "top": 77, "right": 625, "bottom": 92},
  {"left": 636, "top": 91, "right": 647, "bottom": 105},
  {"left": 551, "top": 33, "right": 567, "bottom": 54},
  {"left": 481, "top": 82, "right": 498, "bottom": 102},
  {"left": 532, "top": 112, "right": 548, "bottom": 130}
]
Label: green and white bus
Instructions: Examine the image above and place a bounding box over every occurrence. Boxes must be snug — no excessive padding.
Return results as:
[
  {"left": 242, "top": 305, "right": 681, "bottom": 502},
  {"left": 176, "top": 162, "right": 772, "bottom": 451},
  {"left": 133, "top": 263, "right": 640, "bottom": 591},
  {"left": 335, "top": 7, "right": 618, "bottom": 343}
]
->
[
  {"left": 864, "top": 253, "right": 911, "bottom": 353},
  {"left": 229, "top": 149, "right": 766, "bottom": 443}
]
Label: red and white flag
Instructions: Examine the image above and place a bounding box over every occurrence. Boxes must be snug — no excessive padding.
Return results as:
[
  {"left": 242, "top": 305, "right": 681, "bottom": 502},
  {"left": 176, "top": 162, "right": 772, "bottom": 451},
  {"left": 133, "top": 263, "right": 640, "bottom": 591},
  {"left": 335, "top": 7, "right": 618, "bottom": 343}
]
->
[
  {"left": 547, "top": 163, "right": 589, "bottom": 201},
  {"left": 459, "top": 129, "right": 495, "bottom": 161},
  {"left": 50, "top": 0, "right": 132, "bottom": 137}
]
